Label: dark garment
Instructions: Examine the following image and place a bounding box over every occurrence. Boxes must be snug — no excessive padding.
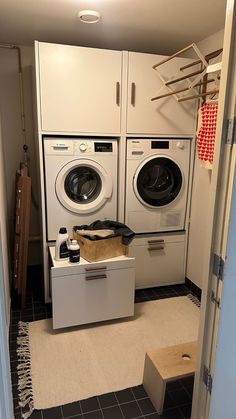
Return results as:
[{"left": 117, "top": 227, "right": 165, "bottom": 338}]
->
[{"left": 74, "top": 220, "right": 135, "bottom": 245}]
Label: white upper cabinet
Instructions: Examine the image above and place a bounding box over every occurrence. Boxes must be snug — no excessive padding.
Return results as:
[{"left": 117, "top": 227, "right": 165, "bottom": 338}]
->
[
  {"left": 37, "top": 42, "right": 122, "bottom": 134},
  {"left": 127, "top": 52, "right": 196, "bottom": 135}
]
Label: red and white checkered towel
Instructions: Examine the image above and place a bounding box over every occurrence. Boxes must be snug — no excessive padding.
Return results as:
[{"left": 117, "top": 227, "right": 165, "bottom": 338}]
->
[{"left": 197, "top": 103, "right": 218, "bottom": 169}]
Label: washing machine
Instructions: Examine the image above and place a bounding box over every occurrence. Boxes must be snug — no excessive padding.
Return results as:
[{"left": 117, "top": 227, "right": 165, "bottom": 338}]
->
[
  {"left": 125, "top": 138, "right": 191, "bottom": 234},
  {"left": 43, "top": 137, "right": 118, "bottom": 241}
]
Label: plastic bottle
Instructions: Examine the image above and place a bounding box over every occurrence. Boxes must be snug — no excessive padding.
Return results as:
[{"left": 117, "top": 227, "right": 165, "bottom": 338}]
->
[
  {"left": 69, "top": 239, "right": 80, "bottom": 263},
  {"left": 55, "top": 227, "right": 69, "bottom": 261}
]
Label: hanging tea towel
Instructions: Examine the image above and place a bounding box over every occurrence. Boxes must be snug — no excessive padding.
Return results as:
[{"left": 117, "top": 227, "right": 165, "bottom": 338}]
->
[{"left": 197, "top": 103, "right": 218, "bottom": 169}]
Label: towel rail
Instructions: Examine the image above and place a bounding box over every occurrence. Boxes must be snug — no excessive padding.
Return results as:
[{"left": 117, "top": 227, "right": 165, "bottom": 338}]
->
[
  {"left": 151, "top": 77, "right": 220, "bottom": 101},
  {"left": 153, "top": 44, "right": 195, "bottom": 69},
  {"left": 178, "top": 89, "right": 219, "bottom": 103}
]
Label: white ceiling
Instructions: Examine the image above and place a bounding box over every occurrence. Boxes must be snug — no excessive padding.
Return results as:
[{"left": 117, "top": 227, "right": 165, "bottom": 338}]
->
[{"left": 0, "top": 0, "right": 227, "bottom": 54}]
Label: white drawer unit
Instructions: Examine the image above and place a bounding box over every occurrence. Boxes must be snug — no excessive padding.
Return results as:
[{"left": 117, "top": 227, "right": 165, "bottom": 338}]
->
[
  {"left": 49, "top": 247, "right": 135, "bottom": 329},
  {"left": 128, "top": 233, "right": 186, "bottom": 289}
]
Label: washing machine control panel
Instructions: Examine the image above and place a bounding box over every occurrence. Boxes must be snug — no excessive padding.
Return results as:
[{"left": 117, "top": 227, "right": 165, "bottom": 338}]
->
[
  {"left": 76, "top": 141, "right": 115, "bottom": 155},
  {"left": 44, "top": 138, "right": 117, "bottom": 157}
]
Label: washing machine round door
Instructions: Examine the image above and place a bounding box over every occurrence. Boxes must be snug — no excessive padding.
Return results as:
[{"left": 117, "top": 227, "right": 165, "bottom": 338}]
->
[
  {"left": 55, "top": 159, "right": 112, "bottom": 214},
  {"left": 133, "top": 156, "right": 183, "bottom": 208}
]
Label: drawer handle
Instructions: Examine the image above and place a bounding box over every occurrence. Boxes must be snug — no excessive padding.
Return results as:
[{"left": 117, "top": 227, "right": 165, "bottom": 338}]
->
[
  {"left": 148, "top": 239, "right": 165, "bottom": 244},
  {"left": 148, "top": 246, "right": 165, "bottom": 251},
  {"left": 85, "top": 266, "right": 107, "bottom": 272},
  {"left": 85, "top": 274, "right": 107, "bottom": 280},
  {"left": 131, "top": 82, "right": 136, "bottom": 106}
]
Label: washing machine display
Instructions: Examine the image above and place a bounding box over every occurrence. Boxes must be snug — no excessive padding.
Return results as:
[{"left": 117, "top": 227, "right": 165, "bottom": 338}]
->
[
  {"left": 125, "top": 138, "right": 191, "bottom": 234},
  {"left": 134, "top": 156, "right": 183, "bottom": 208},
  {"left": 44, "top": 138, "right": 118, "bottom": 241}
]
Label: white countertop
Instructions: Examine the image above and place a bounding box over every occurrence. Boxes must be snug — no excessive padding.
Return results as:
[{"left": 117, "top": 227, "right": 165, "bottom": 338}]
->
[{"left": 49, "top": 245, "right": 134, "bottom": 268}]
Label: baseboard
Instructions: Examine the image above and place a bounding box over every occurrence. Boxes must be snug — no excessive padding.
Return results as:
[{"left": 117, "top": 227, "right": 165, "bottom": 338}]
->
[{"left": 185, "top": 278, "right": 202, "bottom": 301}]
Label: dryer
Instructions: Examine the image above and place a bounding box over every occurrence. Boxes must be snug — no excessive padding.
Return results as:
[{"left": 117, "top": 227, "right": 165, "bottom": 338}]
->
[
  {"left": 125, "top": 138, "right": 191, "bottom": 234},
  {"left": 44, "top": 138, "right": 118, "bottom": 241}
]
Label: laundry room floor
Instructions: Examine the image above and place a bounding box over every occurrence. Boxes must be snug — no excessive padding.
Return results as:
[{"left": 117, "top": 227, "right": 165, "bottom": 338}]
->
[{"left": 10, "top": 267, "right": 200, "bottom": 419}]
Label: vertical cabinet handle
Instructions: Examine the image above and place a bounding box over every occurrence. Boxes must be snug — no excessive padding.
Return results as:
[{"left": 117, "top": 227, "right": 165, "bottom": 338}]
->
[
  {"left": 116, "top": 82, "right": 120, "bottom": 106},
  {"left": 131, "top": 82, "right": 136, "bottom": 106}
]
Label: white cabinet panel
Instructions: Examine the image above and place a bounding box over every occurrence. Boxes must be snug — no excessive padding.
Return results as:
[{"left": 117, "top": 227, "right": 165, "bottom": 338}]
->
[
  {"left": 128, "top": 234, "right": 185, "bottom": 288},
  {"left": 38, "top": 42, "right": 122, "bottom": 134},
  {"left": 127, "top": 52, "right": 196, "bottom": 135}
]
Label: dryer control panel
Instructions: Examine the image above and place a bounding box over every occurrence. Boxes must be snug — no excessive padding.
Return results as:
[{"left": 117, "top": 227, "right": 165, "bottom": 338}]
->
[{"left": 127, "top": 138, "right": 191, "bottom": 159}]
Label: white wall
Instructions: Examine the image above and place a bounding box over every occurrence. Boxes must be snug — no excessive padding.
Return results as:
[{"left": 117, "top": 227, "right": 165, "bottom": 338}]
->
[
  {"left": 0, "top": 48, "right": 24, "bottom": 241},
  {"left": 197, "top": 29, "right": 225, "bottom": 56},
  {"left": 186, "top": 29, "right": 224, "bottom": 289},
  {"left": 20, "top": 46, "right": 41, "bottom": 265},
  {"left": 0, "top": 45, "right": 40, "bottom": 266}
]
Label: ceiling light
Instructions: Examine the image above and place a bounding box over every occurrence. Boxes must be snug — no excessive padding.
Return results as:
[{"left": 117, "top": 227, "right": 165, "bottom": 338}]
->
[{"left": 78, "top": 10, "right": 100, "bottom": 24}]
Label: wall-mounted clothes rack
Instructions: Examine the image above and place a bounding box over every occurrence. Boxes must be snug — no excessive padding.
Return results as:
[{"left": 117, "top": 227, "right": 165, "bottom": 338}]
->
[{"left": 151, "top": 44, "right": 222, "bottom": 103}]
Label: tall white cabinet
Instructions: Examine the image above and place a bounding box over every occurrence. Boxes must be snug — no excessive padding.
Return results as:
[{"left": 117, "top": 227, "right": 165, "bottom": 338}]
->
[
  {"left": 38, "top": 42, "right": 122, "bottom": 134},
  {"left": 34, "top": 41, "right": 196, "bottom": 302},
  {"left": 126, "top": 52, "right": 196, "bottom": 135}
]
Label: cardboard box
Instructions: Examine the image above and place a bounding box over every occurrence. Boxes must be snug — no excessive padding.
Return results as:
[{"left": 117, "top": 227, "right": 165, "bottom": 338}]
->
[{"left": 73, "top": 232, "right": 128, "bottom": 262}]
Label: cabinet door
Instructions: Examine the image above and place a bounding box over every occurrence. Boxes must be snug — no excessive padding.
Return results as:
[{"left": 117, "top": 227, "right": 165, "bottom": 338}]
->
[
  {"left": 38, "top": 42, "right": 122, "bottom": 133},
  {"left": 128, "top": 234, "right": 185, "bottom": 288},
  {"left": 51, "top": 267, "right": 135, "bottom": 329},
  {"left": 127, "top": 52, "right": 196, "bottom": 135}
]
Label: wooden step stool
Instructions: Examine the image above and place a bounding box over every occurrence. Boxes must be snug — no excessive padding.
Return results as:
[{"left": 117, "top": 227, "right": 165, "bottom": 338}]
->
[{"left": 143, "top": 341, "right": 197, "bottom": 415}]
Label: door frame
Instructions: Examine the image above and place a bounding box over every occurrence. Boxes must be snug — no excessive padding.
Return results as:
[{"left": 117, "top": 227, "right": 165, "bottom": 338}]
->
[
  {"left": 191, "top": 0, "right": 236, "bottom": 417},
  {"left": 0, "top": 232, "right": 13, "bottom": 419},
  {"left": 0, "top": 115, "right": 13, "bottom": 419}
]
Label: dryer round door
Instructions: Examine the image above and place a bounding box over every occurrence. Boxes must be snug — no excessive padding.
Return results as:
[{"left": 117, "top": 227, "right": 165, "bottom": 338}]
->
[
  {"left": 133, "top": 156, "right": 183, "bottom": 208},
  {"left": 55, "top": 159, "right": 113, "bottom": 214}
]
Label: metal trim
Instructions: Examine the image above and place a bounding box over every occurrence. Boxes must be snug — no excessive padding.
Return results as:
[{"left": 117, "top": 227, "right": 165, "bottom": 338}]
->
[
  {"left": 225, "top": 116, "right": 236, "bottom": 144},
  {"left": 203, "top": 365, "right": 213, "bottom": 394},
  {"left": 212, "top": 253, "right": 224, "bottom": 281}
]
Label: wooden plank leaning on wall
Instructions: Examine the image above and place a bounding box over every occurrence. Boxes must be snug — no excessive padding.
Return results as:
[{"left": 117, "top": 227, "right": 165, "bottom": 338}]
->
[{"left": 13, "top": 164, "right": 31, "bottom": 310}]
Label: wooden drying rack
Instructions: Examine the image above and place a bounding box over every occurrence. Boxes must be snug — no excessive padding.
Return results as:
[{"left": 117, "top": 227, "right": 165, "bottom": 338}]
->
[
  {"left": 151, "top": 43, "right": 222, "bottom": 103},
  {"left": 13, "top": 164, "right": 31, "bottom": 309}
]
